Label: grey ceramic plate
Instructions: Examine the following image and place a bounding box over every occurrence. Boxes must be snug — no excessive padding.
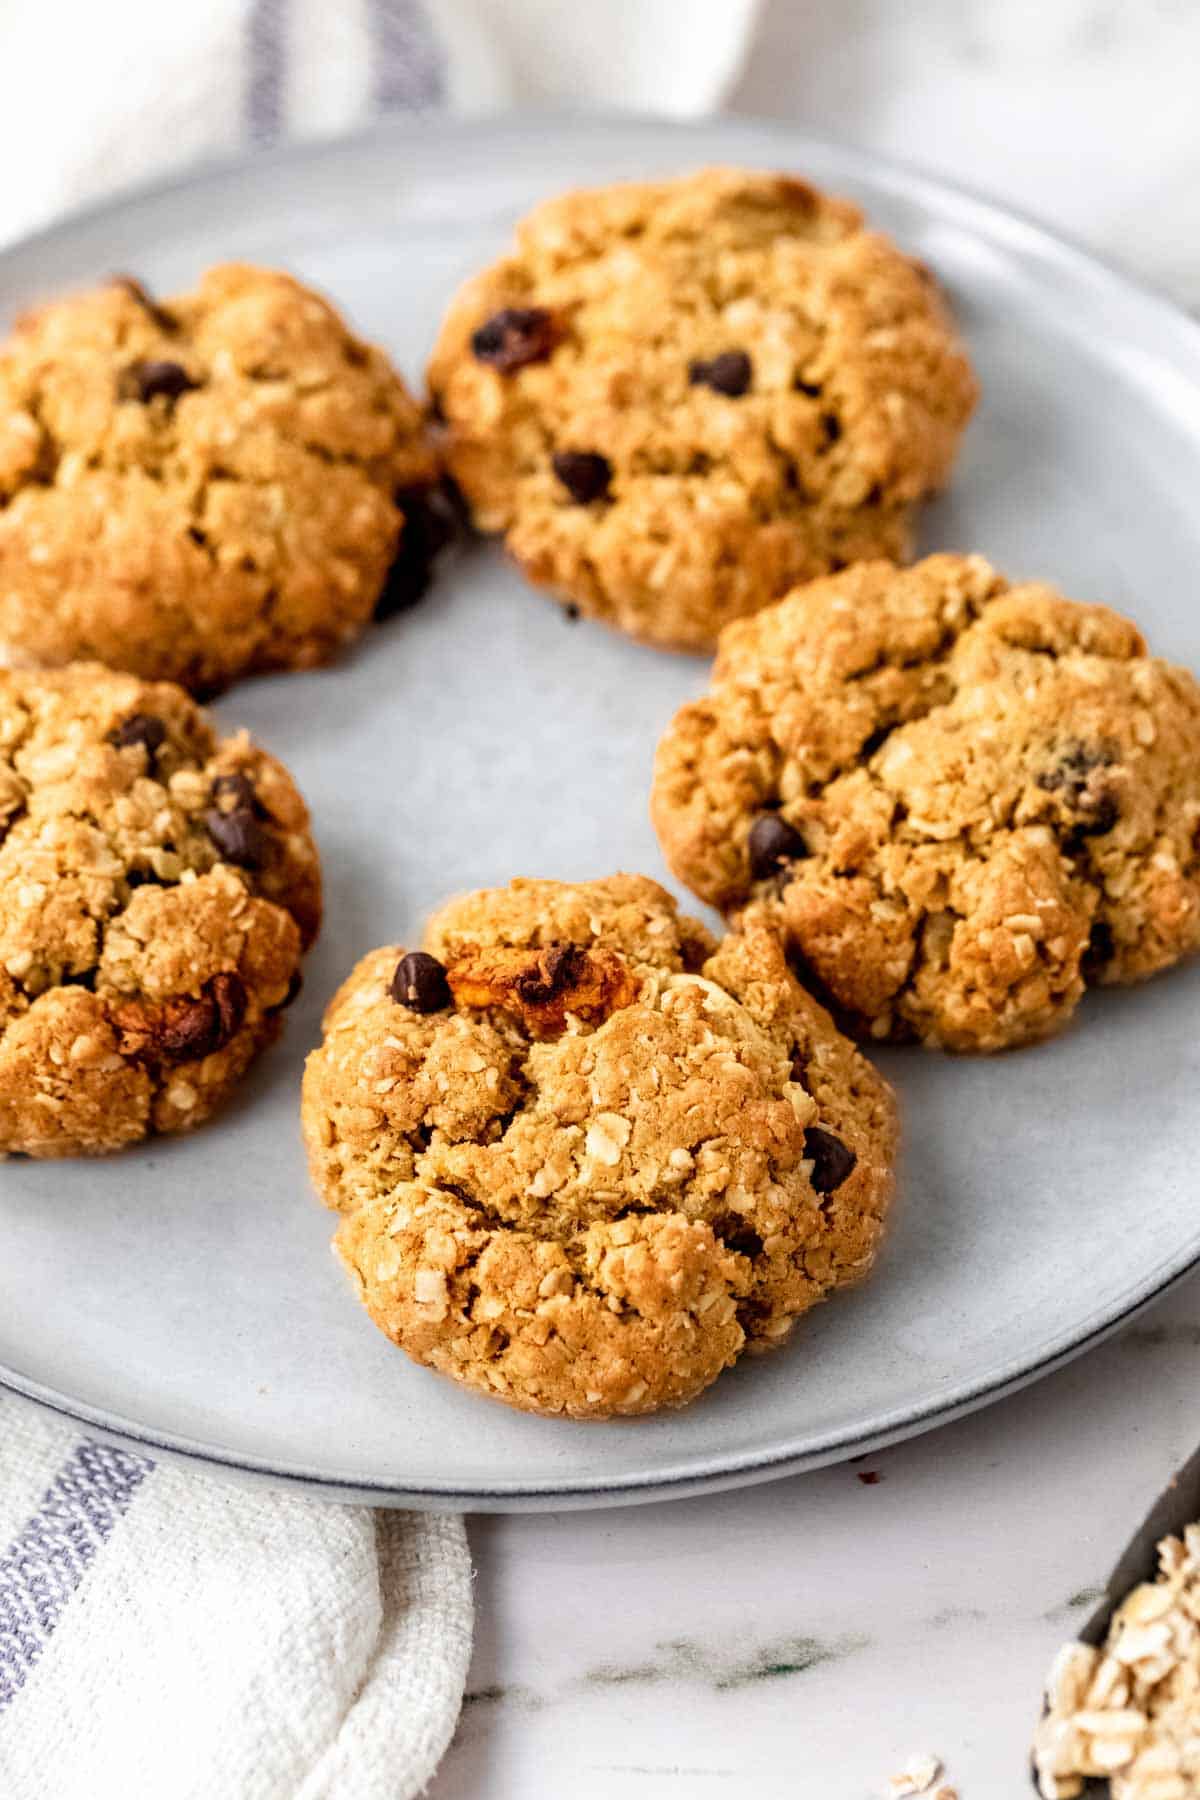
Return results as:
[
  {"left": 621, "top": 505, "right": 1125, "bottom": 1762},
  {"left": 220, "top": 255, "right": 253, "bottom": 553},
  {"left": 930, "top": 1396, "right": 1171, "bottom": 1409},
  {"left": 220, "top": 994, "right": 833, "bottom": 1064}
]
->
[{"left": 3, "top": 115, "right": 1200, "bottom": 1511}]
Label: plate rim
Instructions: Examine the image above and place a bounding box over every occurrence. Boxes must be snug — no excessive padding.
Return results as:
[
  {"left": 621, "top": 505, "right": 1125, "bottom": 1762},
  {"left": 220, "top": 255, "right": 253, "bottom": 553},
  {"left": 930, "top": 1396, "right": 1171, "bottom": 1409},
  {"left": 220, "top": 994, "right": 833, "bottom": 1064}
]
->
[{"left": 4, "top": 110, "right": 1200, "bottom": 1509}]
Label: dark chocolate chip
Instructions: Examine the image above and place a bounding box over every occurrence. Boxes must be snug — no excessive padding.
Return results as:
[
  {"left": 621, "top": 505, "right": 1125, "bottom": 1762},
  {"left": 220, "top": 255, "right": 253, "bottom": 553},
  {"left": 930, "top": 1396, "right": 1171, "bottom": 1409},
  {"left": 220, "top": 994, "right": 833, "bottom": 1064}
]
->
[
  {"left": 373, "top": 482, "right": 464, "bottom": 620},
  {"left": 118, "top": 359, "right": 199, "bottom": 405},
  {"left": 156, "top": 972, "right": 247, "bottom": 1064},
  {"left": 1037, "top": 741, "right": 1115, "bottom": 794},
  {"left": 205, "top": 805, "right": 266, "bottom": 869},
  {"left": 748, "top": 812, "right": 808, "bottom": 881},
  {"left": 1038, "top": 741, "right": 1121, "bottom": 842},
  {"left": 804, "top": 1126, "right": 857, "bottom": 1195},
  {"left": 688, "top": 350, "right": 753, "bottom": 397},
  {"left": 471, "top": 307, "right": 557, "bottom": 374},
  {"left": 111, "top": 275, "right": 178, "bottom": 332},
  {"left": 211, "top": 772, "right": 262, "bottom": 815},
  {"left": 552, "top": 450, "right": 612, "bottom": 504},
  {"left": 107, "top": 713, "right": 166, "bottom": 765},
  {"left": 1083, "top": 919, "right": 1116, "bottom": 977},
  {"left": 391, "top": 951, "right": 452, "bottom": 1014},
  {"left": 513, "top": 943, "right": 586, "bottom": 1007},
  {"left": 1065, "top": 794, "right": 1121, "bottom": 848}
]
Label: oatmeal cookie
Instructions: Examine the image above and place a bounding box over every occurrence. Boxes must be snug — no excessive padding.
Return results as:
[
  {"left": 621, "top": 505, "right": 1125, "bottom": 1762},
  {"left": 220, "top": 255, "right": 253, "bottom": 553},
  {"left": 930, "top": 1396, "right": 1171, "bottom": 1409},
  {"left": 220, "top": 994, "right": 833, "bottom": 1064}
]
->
[
  {"left": 426, "top": 167, "right": 977, "bottom": 652},
  {"left": 0, "top": 266, "right": 441, "bottom": 692},
  {"left": 302, "top": 874, "right": 897, "bottom": 1419},
  {"left": 0, "top": 663, "right": 320, "bottom": 1156},
  {"left": 652, "top": 554, "right": 1200, "bottom": 1051}
]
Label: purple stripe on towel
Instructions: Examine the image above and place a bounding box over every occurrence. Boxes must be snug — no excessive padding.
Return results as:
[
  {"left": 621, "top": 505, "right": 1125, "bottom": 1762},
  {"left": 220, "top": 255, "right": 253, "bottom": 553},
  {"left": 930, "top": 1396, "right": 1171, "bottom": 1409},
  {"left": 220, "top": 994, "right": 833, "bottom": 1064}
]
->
[
  {"left": 246, "top": 0, "right": 289, "bottom": 145},
  {"left": 370, "top": 0, "right": 446, "bottom": 112},
  {"left": 0, "top": 1441, "right": 151, "bottom": 1711}
]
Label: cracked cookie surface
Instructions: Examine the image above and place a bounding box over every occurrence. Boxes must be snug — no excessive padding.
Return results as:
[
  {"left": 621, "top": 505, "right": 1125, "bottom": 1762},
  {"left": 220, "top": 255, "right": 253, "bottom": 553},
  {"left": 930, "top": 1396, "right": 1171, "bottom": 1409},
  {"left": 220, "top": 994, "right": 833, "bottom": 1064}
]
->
[
  {"left": 301, "top": 874, "right": 897, "bottom": 1419},
  {"left": 426, "top": 167, "right": 977, "bottom": 652},
  {"left": 0, "top": 663, "right": 320, "bottom": 1155},
  {"left": 651, "top": 554, "right": 1200, "bottom": 1051},
  {"left": 0, "top": 265, "right": 438, "bottom": 692}
]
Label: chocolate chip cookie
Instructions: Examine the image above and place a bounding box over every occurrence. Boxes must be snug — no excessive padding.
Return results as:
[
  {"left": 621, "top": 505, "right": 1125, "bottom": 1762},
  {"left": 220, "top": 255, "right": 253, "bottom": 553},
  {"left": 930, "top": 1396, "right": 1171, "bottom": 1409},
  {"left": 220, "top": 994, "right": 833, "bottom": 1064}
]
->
[
  {"left": 652, "top": 554, "right": 1200, "bottom": 1052},
  {"left": 427, "top": 168, "right": 978, "bottom": 652},
  {"left": 0, "top": 266, "right": 440, "bottom": 692},
  {"left": 0, "top": 664, "right": 320, "bottom": 1156},
  {"left": 301, "top": 874, "right": 897, "bottom": 1419}
]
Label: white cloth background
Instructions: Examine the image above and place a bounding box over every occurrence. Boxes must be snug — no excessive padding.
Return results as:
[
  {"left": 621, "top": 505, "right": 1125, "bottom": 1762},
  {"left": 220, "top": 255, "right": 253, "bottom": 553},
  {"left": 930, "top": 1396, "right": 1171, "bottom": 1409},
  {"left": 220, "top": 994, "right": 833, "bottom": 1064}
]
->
[
  {"left": 0, "top": 4, "right": 761, "bottom": 1796},
  {"left": 0, "top": 0, "right": 762, "bottom": 248}
]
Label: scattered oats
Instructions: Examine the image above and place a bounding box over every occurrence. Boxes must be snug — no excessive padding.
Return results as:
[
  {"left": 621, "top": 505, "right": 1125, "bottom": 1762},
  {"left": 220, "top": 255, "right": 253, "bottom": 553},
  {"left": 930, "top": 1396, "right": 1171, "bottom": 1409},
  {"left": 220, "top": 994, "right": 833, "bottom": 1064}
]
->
[{"left": 888, "top": 1753, "right": 942, "bottom": 1795}]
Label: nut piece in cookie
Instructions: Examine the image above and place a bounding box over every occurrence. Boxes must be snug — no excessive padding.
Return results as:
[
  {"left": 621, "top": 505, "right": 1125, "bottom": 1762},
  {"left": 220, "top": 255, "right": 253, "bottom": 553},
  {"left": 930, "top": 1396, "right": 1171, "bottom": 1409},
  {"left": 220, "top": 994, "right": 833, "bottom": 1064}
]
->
[
  {"left": 652, "top": 553, "right": 1200, "bottom": 1051},
  {"left": 0, "top": 663, "right": 321, "bottom": 1156},
  {"left": 427, "top": 167, "right": 978, "bottom": 652},
  {"left": 0, "top": 267, "right": 444, "bottom": 693},
  {"left": 301, "top": 874, "right": 897, "bottom": 1420}
]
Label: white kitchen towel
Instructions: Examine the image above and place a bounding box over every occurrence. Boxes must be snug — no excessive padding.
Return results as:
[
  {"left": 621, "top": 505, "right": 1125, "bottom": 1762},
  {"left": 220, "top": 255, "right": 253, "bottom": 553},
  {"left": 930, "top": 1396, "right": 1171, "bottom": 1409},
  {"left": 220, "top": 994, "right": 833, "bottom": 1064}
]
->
[
  {"left": 0, "top": 0, "right": 763, "bottom": 248},
  {"left": 0, "top": 1397, "right": 473, "bottom": 1800},
  {"left": 0, "top": 2, "right": 762, "bottom": 1795}
]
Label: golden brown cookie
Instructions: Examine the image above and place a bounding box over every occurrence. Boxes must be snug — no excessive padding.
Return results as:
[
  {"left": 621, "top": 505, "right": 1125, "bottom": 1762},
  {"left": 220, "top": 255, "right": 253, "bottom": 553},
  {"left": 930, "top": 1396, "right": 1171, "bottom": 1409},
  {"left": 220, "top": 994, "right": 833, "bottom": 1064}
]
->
[
  {"left": 427, "top": 167, "right": 977, "bottom": 652},
  {"left": 0, "top": 663, "right": 320, "bottom": 1156},
  {"left": 0, "top": 266, "right": 441, "bottom": 692},
  {"left": 302, "top": 874, "right": 897, "bottom": 1420},
  {"left": 652, "top": 554, "right": 1200, "bottom": 1052}
]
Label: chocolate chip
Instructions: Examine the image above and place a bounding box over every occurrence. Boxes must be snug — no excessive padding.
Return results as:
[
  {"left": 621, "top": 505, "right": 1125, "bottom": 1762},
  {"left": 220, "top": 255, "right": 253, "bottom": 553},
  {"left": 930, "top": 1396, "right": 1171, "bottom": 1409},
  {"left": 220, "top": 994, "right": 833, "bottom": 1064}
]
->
[
  {"left": 211, "top": 772, "right": 262, "bottom": 815},
  {"left": 1083, "top": 919, "right": 1115, "bottom": 977},
  {"left": 118, "top": 359, "right": 198, "bottom": 405},
  {"left": 111, "top": 275, "right": 177, "bottom": 332},
  {"left": 1038, "top": 741, "right": 1121, "bottom": 842},
  {"left": 513, "top": 943, "right": 586, "bottom": 1007},
  {"left": 471, "top": 307, "right": 557, "bottom": 374},
  {"left": 205, "top": 804, "right": 265, "bottom": 869},
  {"left": 552, "top": 450, "right": 612, "bottom": 504},
  {"left": 688, "top": 350, "right": 752, "bottom": 397},
  {"left": 748, "top": 812, "right": 808, "bottom": 881},
  {"left": 117, "top": 971, "right": 247, "bottom": 1066},
  {"left": 373, "top": 482, "right": 463, "bottom": 620},
  {"left": 804, "top": 1126, "right": 857, "bottom": 1195},
  {"left": 1037, "top": 741, "right": 1115, "bottom": 793},
  {"left": 789, "top": 1046, "right": 810, "bottom": 1090},
  {"left": 107, "top": 713, "right": 166, "bottom": 765},
  {"left": 1065, "top": 794, "right": 1120, "bottom": 847},
  {"left": 391, "top": 951, "right": 451, "bottom": 1014}
]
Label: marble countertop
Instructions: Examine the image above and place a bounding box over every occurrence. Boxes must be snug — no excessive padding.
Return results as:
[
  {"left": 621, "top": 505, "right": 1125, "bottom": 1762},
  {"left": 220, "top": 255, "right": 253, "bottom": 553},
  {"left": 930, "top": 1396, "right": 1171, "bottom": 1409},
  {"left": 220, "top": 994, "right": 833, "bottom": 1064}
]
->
[{"left": 429, "top": 5, "right": 1200, "bottom": 1795}]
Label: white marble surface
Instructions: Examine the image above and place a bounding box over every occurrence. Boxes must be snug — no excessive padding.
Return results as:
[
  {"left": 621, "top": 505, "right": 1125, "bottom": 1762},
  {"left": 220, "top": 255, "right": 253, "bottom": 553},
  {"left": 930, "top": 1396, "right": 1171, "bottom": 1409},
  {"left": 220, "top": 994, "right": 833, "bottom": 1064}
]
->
[{"left": 428, "top": 6, "right": 1200, "bottom": 1796}]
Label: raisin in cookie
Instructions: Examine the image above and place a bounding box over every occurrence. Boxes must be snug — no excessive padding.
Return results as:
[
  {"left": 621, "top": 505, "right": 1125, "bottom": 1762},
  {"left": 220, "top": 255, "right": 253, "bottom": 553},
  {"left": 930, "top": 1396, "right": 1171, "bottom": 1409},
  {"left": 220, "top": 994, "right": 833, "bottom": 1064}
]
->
[
  {"left": 652, "top": 554, "right": 1200, "bottom": 1052},
  {"left": 301, "top": 874, "right": 897, "bottom": 1420},
  {"left": 0, "top": 663, "right": 320, "bottom": 1156},
  {"left": 0, "top": 266, "right": 440, "bottom": 692},
  {"left": 426, "top": 168, "right": 977, "bottom": 652}
]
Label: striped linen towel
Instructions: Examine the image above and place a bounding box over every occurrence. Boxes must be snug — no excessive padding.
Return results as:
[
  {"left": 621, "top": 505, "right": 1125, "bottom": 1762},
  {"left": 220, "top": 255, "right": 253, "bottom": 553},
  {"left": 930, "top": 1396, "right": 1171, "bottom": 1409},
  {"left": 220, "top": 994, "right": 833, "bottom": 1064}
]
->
[{"left": 0, "top": 1, "right": 760, "bottom": 1794}]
